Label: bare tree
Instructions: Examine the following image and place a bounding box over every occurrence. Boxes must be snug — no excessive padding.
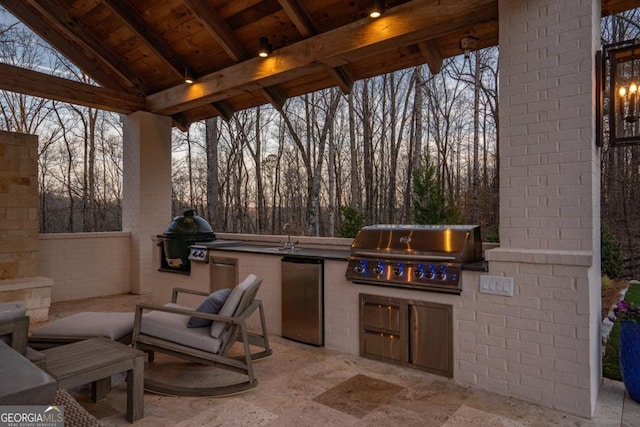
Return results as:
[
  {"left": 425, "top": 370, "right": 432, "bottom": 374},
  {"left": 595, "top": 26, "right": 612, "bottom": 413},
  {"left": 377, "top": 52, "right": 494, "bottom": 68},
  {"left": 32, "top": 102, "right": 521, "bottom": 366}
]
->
[{"left": 205, "top": 117, "right": 222, "bottom": 230}]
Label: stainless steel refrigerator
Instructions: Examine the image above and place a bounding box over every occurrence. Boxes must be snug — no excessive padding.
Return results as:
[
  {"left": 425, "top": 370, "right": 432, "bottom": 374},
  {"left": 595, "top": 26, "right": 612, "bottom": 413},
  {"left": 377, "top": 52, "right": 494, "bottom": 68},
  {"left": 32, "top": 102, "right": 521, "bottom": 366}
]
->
[{"left": 281, "top": 256, "right": 324, "bottom": 346}]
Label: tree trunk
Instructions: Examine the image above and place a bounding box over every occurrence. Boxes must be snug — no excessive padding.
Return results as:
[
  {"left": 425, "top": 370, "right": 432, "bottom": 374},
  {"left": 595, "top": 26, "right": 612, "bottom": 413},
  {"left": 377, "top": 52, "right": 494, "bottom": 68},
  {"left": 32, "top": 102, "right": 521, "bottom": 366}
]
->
[{"left": 205, "top": 117, "right": 221, "bottom": 230}]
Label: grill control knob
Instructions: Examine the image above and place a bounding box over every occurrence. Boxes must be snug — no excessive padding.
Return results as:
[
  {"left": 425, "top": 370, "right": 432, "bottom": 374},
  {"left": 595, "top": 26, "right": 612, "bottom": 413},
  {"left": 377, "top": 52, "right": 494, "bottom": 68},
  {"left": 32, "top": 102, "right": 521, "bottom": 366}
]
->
[
  {"left": 425, "top": 269, "right": 434, "bottom": 279},
  {"left": 392, "top": 267, "right": 402, "bottom": 277},
  {"left": 414, "top": 270, "right": 424, "bottom": 278},
  {"left": 372, "top": 266, "right": 383, "bottom": 275},
  {"left": 354, "top": 265, "right": 365, "bottom": 274}
]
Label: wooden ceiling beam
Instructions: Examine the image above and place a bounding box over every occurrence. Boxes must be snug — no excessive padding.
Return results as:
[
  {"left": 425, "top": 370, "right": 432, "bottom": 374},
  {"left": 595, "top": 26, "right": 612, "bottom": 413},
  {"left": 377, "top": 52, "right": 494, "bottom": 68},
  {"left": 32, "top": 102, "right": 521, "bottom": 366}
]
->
[
  {"left": 211, "top": 101, "right": 235, "bottom": 122},
  {"left": 0, "top": 0, "right": 132, "bottom": 92},
  {"left": 262, "top": 87, "right": 287, "bottom": 111},
  {"left": 327, "top": 67, "right": 354, "bottom": 94},
  {"left": 602, "top": 0, "right": 640, "bottom": 15},
  {"left": 0, "top": 62, "right": 145, "bottom": 113},
  {"left": 101, "top": 0, "right": 190, "bottom": 81},
  {"left": 171, "top": 113, "right": 190, "bottom": 132},
  {"left": 185, "top": 0, "right": 248, "bottom": 62},
  {"left": 418, "top": 40, "right": 443, "bottom": 75},
  {"left": 20, "top": 0, "right": 150, "bottom": 94},
  {"left": 185, "top": 0, "right": 286, "bottom": 112},
  {"left": 278, "top": 0, "right": 315, "bottom": 37},
  {"left": 147, "top": 0, "right": 497, "bottom": 115},
  {"left": 278, "top": 0, "right": 354, "bottom": 94}
]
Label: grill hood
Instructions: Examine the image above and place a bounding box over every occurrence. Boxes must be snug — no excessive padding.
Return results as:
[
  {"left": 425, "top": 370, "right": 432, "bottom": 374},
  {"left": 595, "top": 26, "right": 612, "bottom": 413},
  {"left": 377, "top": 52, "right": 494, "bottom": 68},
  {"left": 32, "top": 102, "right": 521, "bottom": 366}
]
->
[{"left": 349, "top": 225, "right": 482, "bottom": 263}]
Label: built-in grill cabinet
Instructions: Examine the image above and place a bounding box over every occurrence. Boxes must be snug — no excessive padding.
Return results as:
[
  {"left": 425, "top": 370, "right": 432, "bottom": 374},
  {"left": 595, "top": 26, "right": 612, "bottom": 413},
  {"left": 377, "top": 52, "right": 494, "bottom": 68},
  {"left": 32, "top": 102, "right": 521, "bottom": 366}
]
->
[{"left": 360, "top": 294, "right": 453, "bottom": 378}]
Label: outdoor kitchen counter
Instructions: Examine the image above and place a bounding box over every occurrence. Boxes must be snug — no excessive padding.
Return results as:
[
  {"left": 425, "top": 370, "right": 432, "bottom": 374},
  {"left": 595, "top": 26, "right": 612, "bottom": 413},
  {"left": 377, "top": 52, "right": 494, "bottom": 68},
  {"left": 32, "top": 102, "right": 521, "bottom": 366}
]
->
[{"left": 199, "top": 241, "right": 350, "bottom": 261}]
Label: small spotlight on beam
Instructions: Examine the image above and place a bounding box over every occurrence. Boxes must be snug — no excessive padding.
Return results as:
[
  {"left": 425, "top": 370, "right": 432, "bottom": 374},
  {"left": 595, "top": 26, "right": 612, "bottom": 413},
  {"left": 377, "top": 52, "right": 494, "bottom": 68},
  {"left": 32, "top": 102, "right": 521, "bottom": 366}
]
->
[
  {"left": 258, "top": 37, "right": 272, "bottom": 58},
  {"left": 184, "top": 67, "right": 196, "bottom": 84},
  {"left": 369, "top": 0, "right": 385, "bottom": 18}
]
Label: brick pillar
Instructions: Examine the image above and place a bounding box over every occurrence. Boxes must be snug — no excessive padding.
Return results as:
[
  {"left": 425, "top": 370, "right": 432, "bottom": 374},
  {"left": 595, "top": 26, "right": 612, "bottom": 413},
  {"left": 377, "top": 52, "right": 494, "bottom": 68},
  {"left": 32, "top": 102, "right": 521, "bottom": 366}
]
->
[
  {"left": 484, "top": 0, "right": 601, "bottom": 418},
  {"left": 122, "top": 112, "right": 172, "bottom": 295}
]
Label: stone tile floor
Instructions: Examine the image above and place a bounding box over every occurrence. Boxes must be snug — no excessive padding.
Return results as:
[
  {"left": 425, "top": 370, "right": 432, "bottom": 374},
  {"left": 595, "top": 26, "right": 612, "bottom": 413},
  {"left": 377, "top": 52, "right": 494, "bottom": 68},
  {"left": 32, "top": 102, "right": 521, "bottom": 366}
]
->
[{"left": 37, "top": 294, "right": 640, "bottom": 426}]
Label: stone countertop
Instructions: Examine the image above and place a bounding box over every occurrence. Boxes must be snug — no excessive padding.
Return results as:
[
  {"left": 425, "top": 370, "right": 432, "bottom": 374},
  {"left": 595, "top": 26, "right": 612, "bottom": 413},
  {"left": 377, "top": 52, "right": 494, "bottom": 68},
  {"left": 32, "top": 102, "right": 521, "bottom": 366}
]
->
[
  {"left": 200, "top": 240, "right": 351, "bottom": 261},
  {"left": 198, "top": 240, "right": 488, "bottom": 270}
]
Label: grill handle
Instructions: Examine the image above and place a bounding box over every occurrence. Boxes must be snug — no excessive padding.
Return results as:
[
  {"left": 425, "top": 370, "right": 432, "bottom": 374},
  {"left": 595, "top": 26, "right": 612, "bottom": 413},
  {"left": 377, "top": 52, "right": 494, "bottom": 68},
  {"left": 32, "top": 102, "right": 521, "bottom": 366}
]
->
[{"left": 350, "top": 251, "right": 457, "bottom": 261}]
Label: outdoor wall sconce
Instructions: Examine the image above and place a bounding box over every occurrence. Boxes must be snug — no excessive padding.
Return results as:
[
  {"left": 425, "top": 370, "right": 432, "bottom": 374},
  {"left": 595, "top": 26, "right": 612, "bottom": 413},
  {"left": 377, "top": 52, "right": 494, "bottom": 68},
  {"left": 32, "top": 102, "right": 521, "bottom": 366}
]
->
[
  {"left": 598, "top": 39, "right": 640, "bottom": 146},
  {"left": 369, "top": 0, "right": 385, "bottom": 18},
  {"left": 184, "top": 67, "right": 196, "bottom": 84},
  {"left": 258, "top": 37, "right": 272, "bottom": 58}
]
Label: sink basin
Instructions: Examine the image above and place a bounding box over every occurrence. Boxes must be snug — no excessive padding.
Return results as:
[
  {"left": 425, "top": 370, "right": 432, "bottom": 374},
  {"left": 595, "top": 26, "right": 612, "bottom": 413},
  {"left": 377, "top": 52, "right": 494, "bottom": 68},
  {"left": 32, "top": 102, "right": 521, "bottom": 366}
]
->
[{"left": 267, "top": 246, "right": 300, "bottom": 252}]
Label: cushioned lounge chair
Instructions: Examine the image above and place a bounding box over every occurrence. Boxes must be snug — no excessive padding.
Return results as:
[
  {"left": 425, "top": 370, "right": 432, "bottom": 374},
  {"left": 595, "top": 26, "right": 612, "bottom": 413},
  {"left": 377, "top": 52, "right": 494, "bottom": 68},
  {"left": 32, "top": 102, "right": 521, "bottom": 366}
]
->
[{"left": 131, "top": 274, "right": 272, "bottom": 397}]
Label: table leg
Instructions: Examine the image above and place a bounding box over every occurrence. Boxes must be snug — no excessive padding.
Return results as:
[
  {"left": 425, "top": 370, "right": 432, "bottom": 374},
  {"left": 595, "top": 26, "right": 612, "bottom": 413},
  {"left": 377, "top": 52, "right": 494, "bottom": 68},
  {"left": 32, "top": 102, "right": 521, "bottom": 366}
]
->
[
  {"left": 126, "top": 354, "right": 144, "bottom": 423},
  {"left": 93, "top": 377, "right": 111, "bottom": 402}
]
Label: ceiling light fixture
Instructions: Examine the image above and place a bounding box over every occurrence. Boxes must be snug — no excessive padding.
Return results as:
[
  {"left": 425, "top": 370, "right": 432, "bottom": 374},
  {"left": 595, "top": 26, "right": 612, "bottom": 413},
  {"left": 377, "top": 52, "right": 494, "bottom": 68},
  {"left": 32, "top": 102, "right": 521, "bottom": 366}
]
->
[
  {"left": 258, "top": 37, "right": 272, "bottom": 58},
  {"left": 184, "top": 67, "right": 196, "bottom": 84},
  {"left": 369, "top": 0, "right": 385, "bottom": 18}
]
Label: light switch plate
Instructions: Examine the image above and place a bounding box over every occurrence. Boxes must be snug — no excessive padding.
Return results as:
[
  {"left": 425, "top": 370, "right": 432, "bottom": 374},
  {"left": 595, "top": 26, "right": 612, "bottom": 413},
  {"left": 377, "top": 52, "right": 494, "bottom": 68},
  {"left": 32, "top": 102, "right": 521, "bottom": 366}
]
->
[{"left": 480, "top": 275, "right": 514, "bottom": 297}]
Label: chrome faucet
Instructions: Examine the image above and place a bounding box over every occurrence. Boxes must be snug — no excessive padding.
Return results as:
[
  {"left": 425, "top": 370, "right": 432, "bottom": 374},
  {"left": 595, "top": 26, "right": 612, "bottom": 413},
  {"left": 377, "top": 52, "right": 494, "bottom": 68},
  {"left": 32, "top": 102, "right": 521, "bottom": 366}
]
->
[{"left": 283, "top": 223, "right": 296, "bottom": 249}]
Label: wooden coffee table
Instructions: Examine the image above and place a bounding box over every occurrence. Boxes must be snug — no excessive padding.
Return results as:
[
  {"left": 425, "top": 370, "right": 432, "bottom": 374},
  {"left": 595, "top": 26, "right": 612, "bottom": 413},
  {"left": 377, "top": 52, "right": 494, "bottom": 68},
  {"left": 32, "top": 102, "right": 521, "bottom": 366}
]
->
[{"left": 42, "top": 337, "right": 144, "bottom": 423}]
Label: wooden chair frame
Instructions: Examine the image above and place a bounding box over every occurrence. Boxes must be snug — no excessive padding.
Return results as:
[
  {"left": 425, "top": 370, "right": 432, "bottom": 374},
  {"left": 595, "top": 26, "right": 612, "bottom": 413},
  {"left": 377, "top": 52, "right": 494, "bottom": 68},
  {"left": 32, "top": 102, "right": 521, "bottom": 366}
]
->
[
  {"left": 0, "top": 314, "right": 29, "bottom": 355},
  {"left": 132, "top": 285, "right": 272, "bottom": 397}
]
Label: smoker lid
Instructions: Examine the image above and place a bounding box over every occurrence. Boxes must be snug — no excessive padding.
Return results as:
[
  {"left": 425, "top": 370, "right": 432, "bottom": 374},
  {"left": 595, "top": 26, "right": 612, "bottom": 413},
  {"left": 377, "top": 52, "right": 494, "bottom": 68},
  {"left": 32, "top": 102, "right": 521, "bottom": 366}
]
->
[
  {"left": 164, "top": 209, "right": 215, "bottom": 239},
  {"left": 350, "top": 224, "right": 482, "bottom": 263}
]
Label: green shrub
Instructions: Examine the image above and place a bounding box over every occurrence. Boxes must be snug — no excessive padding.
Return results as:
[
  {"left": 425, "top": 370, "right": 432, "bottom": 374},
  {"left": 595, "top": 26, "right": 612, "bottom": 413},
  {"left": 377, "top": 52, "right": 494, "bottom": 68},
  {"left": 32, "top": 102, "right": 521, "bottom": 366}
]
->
[
  {"left": 601, "top": 227, "right": 623, "bottom": 278},
  {"left": 338, "top": 206, "right": 364, "bottom": 238},
  {"left": 412, "top": 159, "right": 460, "bottom": 225}
]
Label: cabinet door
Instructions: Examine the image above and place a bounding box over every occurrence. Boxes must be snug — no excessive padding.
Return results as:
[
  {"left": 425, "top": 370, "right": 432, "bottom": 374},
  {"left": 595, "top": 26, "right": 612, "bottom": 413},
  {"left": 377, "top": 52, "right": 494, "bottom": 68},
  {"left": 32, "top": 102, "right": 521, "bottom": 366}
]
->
[
  {"left": 209, "top": 256, "right": 238, "bottom": 292},
  {"left": 409, "top": 303, "right": 452, "bottom": 377}
]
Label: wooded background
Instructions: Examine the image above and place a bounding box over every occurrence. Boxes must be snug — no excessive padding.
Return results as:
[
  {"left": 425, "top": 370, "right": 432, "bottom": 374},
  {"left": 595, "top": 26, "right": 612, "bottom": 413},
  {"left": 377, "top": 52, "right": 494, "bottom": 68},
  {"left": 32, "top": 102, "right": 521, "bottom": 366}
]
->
[{"left": 1, "top": 8, "right": 639, "bottom": 276}]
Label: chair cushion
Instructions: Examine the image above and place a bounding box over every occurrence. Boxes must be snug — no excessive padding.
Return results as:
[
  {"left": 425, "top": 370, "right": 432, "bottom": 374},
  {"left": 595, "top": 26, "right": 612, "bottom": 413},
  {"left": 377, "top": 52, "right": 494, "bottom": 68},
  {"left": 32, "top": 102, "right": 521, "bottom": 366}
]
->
[
  {"left": 187, "top": 288, "right": 231, "bottom": 328},
  {"left": 210, "top": 274, "right": 259, "bottom": 339},
  {"left": 30, "top": 312, "right": 134, "bottom": 340},
  {"left": 0, "top": 302, "right": 26, "bottom": 321},
  {"left": 140, "top": 303, "right": 223, "bottom": 354}
]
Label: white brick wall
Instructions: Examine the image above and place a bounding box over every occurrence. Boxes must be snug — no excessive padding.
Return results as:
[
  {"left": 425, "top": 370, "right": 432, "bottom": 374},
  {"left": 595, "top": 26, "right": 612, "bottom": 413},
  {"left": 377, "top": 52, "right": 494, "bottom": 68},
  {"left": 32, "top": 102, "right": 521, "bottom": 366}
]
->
[
  {"left": 474, "top": 248, "right": 594, "bottom": 416},
  {"left": 497, "top": 0, "right": 600, "bottom": 417},
  {"left": 499, "top": 0, "right": 599, "bottom": 252}
]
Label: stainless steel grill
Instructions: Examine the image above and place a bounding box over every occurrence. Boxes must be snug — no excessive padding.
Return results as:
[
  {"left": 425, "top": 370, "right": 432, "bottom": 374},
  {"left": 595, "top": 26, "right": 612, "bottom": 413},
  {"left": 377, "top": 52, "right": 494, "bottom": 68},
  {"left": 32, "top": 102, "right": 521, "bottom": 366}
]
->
[{"left": 345, "top": 225, "right": 482, "bottom": 294}]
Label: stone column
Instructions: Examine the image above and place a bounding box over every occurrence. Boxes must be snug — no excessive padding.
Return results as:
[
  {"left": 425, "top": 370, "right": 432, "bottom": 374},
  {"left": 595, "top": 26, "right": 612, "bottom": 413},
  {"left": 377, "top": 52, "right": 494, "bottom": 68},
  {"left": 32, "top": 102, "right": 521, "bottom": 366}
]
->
[
  {"left": 0, "top": 131, "right": 52, "bottom": 322},
  {"left": 122, "top": 112, "right": 172, "bottom": 295},
  {"left": 488, "top": 0, "right": 601, "bottom": 418}
]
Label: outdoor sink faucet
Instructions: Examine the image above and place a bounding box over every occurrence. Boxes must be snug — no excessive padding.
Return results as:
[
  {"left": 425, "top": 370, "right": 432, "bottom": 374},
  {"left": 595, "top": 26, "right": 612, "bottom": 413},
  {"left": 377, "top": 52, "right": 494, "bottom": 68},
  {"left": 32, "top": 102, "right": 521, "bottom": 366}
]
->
[{"left": 283, "top": 223, "right": 297, "bottom": 249}]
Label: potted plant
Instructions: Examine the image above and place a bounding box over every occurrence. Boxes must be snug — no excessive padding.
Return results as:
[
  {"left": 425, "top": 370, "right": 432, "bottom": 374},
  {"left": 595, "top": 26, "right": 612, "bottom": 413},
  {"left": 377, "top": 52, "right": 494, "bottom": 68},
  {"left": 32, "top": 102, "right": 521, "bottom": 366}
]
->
[{"left": 612, "top": 300, "right": 640, "bottom": 402}]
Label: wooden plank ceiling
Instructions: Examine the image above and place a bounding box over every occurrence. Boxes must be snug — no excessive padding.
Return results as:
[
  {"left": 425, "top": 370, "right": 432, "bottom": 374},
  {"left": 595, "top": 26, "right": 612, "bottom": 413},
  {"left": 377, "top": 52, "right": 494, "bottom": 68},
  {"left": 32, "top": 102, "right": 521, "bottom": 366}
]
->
[{"left": 0, "top": 0, "right": 638, "bottom": 130}]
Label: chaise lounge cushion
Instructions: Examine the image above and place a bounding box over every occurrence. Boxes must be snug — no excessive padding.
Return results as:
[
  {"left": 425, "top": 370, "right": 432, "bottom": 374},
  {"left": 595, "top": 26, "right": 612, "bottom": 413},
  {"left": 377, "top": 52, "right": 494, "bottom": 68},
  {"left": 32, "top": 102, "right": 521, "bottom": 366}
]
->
[
  {"left": 187, "top": 288, "right": 232, "bottom": 328},
  {"left": 140, "top": 303, "right": 224, "bottom": 354},
  {"left": 30, "top": 312, "right": 135, "bottom": 341},
  {"left": 210, "top": 274, "right": 259, "bottom": 339}
]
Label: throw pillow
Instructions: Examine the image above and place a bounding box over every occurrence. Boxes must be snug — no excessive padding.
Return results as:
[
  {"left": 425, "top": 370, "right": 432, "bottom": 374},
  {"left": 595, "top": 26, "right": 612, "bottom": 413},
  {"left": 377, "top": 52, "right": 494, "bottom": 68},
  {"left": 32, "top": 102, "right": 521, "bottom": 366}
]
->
[{"left": 187, "top": 288, "right": 232, "bottom": 328}]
